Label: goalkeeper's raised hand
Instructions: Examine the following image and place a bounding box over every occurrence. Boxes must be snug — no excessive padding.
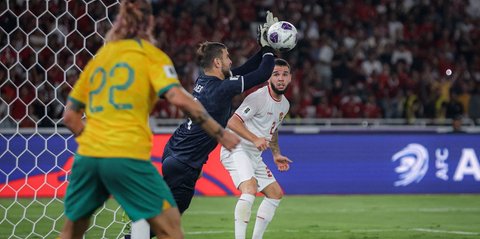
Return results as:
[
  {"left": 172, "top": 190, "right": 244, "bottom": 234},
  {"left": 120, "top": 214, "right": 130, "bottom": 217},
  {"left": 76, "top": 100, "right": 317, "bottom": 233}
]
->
[
  {"left": 257, "top": 10, "right": 278, "bottom": 48},
  {"left": 264, "top": 10, "right": 278, "bottom": 29},
  {"left": 257, "top": 25, "right": 270, "bottom": 48}
]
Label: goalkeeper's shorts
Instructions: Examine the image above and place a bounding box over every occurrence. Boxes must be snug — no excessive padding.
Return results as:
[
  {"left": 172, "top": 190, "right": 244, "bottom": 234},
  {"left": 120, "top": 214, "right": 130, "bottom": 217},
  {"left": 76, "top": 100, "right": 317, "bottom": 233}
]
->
[{"left": 64, "top": 154, "right": 177, "bottom": 222}]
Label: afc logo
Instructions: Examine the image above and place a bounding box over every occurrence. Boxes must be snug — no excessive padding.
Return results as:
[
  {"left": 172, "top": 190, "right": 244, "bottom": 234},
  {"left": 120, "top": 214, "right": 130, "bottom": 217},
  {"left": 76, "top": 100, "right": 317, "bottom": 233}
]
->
[{"left": 392, "top": 144, "right": 480, "bottom": 186}]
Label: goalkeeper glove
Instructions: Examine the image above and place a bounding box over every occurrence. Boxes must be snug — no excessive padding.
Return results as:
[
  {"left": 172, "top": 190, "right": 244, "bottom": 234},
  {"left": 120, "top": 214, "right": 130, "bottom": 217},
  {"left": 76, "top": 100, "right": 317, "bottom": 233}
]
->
[
  {"left": 257, "top": 24, "right": 270, "bottom": 47},
  {"left": 264, "top": 10, "right": 278, "bottom": 29},
  {"left": 257, "top": 11, "right": 278, "bottom": 47}
]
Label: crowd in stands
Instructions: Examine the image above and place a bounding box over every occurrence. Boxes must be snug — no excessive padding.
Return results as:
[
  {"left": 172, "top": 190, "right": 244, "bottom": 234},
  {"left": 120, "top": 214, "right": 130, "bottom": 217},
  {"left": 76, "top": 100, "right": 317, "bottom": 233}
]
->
[{"left": 1, "top": 0, "right": 480, "bottom": 128}]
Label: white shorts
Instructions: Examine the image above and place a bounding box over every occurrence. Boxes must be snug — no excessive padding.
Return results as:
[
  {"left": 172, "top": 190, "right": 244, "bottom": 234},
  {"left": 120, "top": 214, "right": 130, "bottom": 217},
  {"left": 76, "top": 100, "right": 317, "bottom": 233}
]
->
[{"left": 220, "top": 147, "right": 276, "bottom": 192}]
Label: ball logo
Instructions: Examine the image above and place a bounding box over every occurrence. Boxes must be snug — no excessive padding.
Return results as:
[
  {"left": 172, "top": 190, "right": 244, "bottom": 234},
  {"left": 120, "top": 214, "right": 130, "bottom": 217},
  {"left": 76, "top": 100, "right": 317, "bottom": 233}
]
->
[
  {"left": 269, "top": 32, "right": 279, "bottom": 43},
  {"left": 392, "top": 143, "right": 429, "bottom": 186},
  {"left": 281, "top": 22, "right": 293, "bottom": 30}
]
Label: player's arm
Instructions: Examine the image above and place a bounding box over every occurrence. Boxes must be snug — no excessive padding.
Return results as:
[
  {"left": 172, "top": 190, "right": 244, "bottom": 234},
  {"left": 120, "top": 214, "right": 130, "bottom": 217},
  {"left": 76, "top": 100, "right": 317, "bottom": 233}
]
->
[
  {"left": 217, "top": 50, "right": 274, "bottom": 98},
  {"left": 241, "top": 48, "right": 275, "bottom": 91},
  {"left": 64, "top": 60, "right": 91, "bottom": 138},
  {"left": 164, "top": 86, "right": 239, "bottom": 150},
  {"left": 232, "top": 10, "right": 278, "bottom": 76},
  {"left": 270, "top": 129, "right": 292, "bottom": 172},
  {"left": 227, "top": 114, "right": 269, "bottom": 151},
  {"left": 231, "top": 50, "right": 263, "bottom": 76},
  {"left": 63, "top": 99, "right": 85, "bottom": 137}
]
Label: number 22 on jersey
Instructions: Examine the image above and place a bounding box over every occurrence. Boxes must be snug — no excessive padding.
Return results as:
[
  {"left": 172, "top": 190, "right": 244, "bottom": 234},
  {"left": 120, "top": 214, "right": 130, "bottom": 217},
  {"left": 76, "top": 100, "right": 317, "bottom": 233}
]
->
[{"left": 89, "top": 62, "right": 134, "bottom": 113}]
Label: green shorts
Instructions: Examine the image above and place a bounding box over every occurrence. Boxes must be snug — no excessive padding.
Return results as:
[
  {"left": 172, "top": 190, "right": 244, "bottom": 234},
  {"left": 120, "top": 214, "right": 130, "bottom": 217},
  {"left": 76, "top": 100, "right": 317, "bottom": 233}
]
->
[{"left": 64, "top": 154, "right": 177, "bottom": 222}]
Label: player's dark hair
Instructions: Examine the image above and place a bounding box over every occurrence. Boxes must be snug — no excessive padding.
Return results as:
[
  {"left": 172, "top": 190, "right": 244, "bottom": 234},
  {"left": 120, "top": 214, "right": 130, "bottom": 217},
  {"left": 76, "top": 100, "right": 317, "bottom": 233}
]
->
[
  {"left": 106, "top": 0, "right": 154, "bottom": 43},
  {"left": 274, "top": 58, "right": 290, "bottom": 70},
  {"left": 196, "top": 41, "right": 227, "bottom": 69}
]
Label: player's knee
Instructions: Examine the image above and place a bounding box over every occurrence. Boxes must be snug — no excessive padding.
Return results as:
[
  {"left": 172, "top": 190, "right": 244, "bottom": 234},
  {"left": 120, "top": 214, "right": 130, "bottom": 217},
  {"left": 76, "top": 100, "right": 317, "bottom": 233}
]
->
[
  {"left": 278, "top": 191, "right": 284, "bottom": 199},
  {"left": 239, "top": 178, "right": 258, "bottom": 194},
  {"left": 264, "top": 184, "right": 283, "bottom": 199},
  {"left": 270, "top": 190, "right": 283, "bottom": 200}
]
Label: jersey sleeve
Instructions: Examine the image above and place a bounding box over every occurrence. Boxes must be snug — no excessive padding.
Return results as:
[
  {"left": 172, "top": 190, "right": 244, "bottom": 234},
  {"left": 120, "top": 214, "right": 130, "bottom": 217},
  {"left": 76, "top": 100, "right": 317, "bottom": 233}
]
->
[
  {"left": 216, "top": 75, "right": 245, "bottom": 98},
  {"left": 234, "top": 91, "right": 263, "bottom": 122},
  {"left": 231, "top": 50, "right": 262, "bottom": 76},
  {"left": 147, "top": 52, "right": 181, "bottom": 97}
]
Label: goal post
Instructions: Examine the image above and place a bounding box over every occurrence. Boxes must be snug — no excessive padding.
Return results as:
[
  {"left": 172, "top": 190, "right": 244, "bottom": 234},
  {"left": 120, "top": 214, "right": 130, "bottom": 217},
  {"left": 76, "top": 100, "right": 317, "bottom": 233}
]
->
[{"left": 0, "top": 1, "right": 129, "bottom": 238}]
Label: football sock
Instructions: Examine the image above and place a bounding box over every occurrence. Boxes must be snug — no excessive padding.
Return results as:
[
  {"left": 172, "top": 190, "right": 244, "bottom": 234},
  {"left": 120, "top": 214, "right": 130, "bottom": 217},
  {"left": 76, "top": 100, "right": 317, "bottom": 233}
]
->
[
  {"left": 131, "top": 219, "right": 150, "bottom": 239},
  {"left": 234, "top": 193, "right": 256, "bottom": 239},
  {"left": 252, "top": 197, "right": 280, "bottom": 239}
]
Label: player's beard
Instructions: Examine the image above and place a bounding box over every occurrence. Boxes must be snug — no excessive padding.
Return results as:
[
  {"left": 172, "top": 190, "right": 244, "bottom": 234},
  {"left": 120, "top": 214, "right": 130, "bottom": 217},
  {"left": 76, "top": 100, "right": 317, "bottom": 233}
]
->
[
  {"left": 222, "top": 67, "right": 232, "bottom": 79},
  {"left": 270, "top": 81, "right": 288, "bottom": 95}
]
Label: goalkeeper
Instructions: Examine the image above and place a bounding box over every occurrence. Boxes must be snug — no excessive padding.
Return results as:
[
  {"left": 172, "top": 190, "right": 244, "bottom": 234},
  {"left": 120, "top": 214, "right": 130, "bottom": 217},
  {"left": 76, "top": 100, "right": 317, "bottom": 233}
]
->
[
  {"left": 59, "top": 0, "right": 239, "bottom": 238},
  {"left": 127, "top": 10, "right": 279, "bottom": 239},
  {"left": 162, "top": 11, "right": 278, "bottom": 215}
]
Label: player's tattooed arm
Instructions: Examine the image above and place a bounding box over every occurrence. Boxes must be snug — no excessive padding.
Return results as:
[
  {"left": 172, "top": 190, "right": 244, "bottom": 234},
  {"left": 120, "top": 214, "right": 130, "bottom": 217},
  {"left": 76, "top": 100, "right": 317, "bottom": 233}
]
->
[
  {"left": 186, "top": 110, "right": 208, "bottom": 125},
  {"left": 270, "top": 129, "right": 281, "bottom": 156},
  {"left": 270, "top": 129, "right": 292, "bottom": 171}
]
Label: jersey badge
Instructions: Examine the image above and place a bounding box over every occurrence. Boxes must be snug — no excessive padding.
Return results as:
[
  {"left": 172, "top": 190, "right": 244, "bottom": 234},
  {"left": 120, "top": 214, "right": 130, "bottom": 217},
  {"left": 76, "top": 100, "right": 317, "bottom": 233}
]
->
[{"left": 163, "top": 65, "right": 178, "bottom": 78}]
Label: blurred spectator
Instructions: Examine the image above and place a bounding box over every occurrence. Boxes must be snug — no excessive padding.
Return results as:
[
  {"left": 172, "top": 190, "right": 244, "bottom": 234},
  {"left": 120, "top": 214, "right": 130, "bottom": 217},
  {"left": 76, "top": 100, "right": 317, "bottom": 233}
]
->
[
  {"left": 361, "top": 52, "right": 382, "bottom": 77},
  {"left": 363, "top": 94, "right": 382, "bottom": 118},
  {"left": 444, "top": 90, "right": 465, "bottom": 120},
  {"left": 339, "top": 86, "right": 362, "bottom": 118},
  {"left": 391, "top": 42, "right": 412, "bottom": 67},
  {"left": 450, "top": 114, "right": 466, "bottom": 133},
  {"left": 314, "top": 35, "right": 335, "bottom": 89},
  {"left": 316, "top": 96, "right": 337, "bottom": 118},
  {"left": 468, "top": 82, "right": 480, "bottom": 124}
]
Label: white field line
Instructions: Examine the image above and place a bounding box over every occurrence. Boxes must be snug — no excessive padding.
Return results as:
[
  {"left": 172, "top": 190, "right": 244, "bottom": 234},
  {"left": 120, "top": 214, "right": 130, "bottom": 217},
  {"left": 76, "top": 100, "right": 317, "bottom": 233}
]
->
[
  {"left": 184, "top": 228, "right": 480, "bottom": 236},
  {"left": 185, "top": 230, "right": 233, "bottom": 235},
  {"left": 186, "top": 207, "right": 480, "bottom": 215},
  {"left": 412, "top": 228, "right": 480, "bottom": 235}
]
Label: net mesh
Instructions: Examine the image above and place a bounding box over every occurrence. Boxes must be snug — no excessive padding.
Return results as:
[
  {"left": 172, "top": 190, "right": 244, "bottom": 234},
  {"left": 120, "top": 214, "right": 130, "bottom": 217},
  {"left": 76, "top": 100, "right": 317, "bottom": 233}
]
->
[{"left": 0, "top": 1, "right": 129, "bottom": 238}]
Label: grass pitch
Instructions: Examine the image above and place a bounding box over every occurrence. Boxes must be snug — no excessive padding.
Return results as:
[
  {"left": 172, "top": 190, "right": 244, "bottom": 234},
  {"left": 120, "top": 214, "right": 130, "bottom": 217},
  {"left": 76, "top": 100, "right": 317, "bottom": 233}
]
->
[
  {"left": 183, "top": 195, "right": 480, "bottom": 239},
  {"left": 1, "top": 194, "right": 479, "bottom": 238}
]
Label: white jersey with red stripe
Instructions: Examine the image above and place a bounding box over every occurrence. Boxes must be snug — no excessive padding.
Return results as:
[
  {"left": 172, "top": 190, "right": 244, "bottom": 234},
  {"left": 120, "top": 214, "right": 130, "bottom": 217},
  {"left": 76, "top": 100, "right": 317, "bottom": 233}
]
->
[{"left": 232, "top": 85, "right": 290, "bottom": 157}]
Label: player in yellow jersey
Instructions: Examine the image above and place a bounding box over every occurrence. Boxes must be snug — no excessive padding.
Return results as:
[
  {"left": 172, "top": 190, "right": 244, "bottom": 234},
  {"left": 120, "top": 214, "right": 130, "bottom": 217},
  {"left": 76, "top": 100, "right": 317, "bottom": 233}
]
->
[{"left": 59, "top": 1, "right": 239, "bottom": 239}]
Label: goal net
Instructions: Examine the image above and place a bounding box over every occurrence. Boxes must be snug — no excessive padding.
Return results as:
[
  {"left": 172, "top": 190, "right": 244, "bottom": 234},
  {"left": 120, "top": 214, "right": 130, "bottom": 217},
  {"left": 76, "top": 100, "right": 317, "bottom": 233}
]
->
[{"left": 0, "top": 1, "right": 129, "bottom": 238}]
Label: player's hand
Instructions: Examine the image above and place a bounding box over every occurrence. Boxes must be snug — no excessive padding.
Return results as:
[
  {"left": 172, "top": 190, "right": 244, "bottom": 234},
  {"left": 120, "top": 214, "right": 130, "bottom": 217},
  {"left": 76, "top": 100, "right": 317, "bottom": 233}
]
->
[
  {"left": 273, "top": 155, "right": 292, "bottom": 172},
  {"left": 257, "top": 11, "right": 278, "bottom": 47},
  {"left": 253, "top": 137, "right": 269, "bottom": 151},
  {"left": 219, "top": 130, "right": 240, "bottom": 151},
  {"left": 257, "top": 25, "right": 270, "bottom": 47},
  {"left": 264, "top": 10, "right": 278, "bottom": 29}
]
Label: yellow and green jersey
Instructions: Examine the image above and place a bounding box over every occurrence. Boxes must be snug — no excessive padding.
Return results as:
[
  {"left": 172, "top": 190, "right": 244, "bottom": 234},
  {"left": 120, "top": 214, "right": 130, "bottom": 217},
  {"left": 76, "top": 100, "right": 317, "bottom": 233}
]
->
[{"left": 68, "top": 39, "right": 179, "bottom": 160}]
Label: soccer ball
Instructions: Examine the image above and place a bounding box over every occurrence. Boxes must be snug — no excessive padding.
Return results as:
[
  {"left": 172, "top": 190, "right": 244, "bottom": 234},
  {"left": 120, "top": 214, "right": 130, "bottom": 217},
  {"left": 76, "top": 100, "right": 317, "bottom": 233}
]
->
[{"left": 267, "top": 21, "right": 298, "bottom": 51}]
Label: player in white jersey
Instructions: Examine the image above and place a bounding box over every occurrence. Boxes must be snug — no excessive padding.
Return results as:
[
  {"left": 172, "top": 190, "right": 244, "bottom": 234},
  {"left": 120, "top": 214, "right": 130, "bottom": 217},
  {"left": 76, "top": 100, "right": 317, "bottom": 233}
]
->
[{"left": 220, "top": 58, "right": 292, "bottom": 239}]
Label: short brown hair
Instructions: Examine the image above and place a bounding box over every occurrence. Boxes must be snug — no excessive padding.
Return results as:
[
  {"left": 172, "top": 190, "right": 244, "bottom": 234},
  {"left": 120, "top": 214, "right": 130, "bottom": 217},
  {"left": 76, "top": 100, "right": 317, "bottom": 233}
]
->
[
  {"left": 196, "top": 41, "right": 227, "bottom": 69},
  {"left": 274, "top": 58, "right": 290, "bottom": 70}
]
